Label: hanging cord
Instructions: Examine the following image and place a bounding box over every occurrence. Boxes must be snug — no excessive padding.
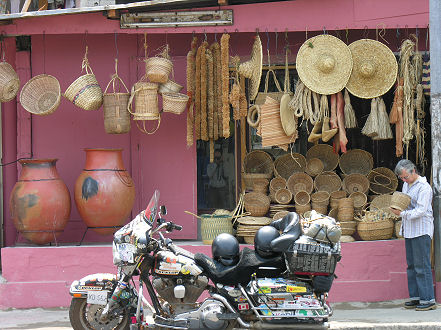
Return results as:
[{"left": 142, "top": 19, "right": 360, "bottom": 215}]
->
[
  {"left": 0, "top": 158, "right": 32, "bottom": 167},
  {"left": 43, "top": 31, "right": 46, "bottom": 73},
  {"left": 114, "top": 31, "right": 119, "bottom": 60},
  {"left": 0, "top": 32, "right": 5, "bottom": 62},
  {"left": 376, "top": 23, "right": 389, "bottom": 44}
]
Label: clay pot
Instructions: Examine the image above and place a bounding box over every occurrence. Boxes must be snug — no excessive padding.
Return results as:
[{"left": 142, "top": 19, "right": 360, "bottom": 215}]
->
[
  {"left": 10, "top": 159, "right": 71, "bottom": 245},
  {"left": 74, "top": 149, "right": 135, "bottom": 235}
]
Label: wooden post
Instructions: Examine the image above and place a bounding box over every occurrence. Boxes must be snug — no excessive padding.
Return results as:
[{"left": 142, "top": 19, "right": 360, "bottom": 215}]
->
[{"left": 218, "top": 0, "right": 228, "bottom": 5}]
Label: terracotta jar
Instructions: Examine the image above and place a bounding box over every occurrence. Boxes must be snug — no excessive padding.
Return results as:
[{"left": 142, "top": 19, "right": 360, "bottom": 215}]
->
[
  {"left": 10, "top": 159, "right": 71, "bottom": 245},
  {"left": 74, "top": 148, "right": 135, "bottom": 235}
]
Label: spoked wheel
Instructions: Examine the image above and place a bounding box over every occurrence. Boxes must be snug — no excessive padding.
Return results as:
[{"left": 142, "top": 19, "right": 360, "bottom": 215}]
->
[{"left": 69, "top": 298, "right": 130, "bottom": 330}]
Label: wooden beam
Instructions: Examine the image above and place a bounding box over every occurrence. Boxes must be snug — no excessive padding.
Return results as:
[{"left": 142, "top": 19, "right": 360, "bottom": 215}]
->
[{"left": 105, "top": 9, "right": 120, "bottom": 19}]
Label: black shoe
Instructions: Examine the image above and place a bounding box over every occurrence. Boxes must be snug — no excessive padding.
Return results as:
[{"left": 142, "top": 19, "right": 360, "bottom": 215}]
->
[
  {"left": 404, "top": 300, "right": 420, "bottom": 309},
  {"left": 416, "top": 302, "right": 437, "bottom": 311}
]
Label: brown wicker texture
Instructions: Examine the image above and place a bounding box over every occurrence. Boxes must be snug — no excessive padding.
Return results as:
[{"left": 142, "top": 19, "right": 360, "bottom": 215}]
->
[
  {"left": 369, "top": 194, "right": 397, "bottom": 217},
  {"left": 339, "top": 149, "right": 374, "bottom": 176},
  {"left": 368, "top": 167, "right": 398, "bottom": 195},
  {"left": 65, "top": 73, "right": 103, "bottom": 111},
  {"left": 158, "top": 79, "right": 183, "bottom": 94},
  {"left": 305, "top": 157, "right": 324, "bottom": 177},
  {"left": 103, "top": 73, "right": 131, "bottom": 134},
  {"left": 312, "top": 204, "right": 328, "bottom": 215},
  {"left": 294, "top": 191, "right": 310, "bottom": 205},
  {"left": 330, "top": 190, "right": 347, "bottom": 209},
  {"left": 328, "top": 208, "right": 338, "bottom": 220},
  {"left": 270, "top": 177, "right": 287, "bottom": 191},
  {"left": 273, "top": 153, "right": 307, "bottom": 180},
  {"left": 128, "top": 82, "right": 159, "bottom": 120},
  {"left": 252, "top": 178, "right": 269, "bottom": 194},
  {"left": 275, "top": 188, "right": 292, "bottom": 205},
  {"left": 343, "top": 173, "right": 370, "bottom": 194},
  {"left": 340, "top": 221, "right": 357, "bottom": 235},
  {"left": 306, "top": 144, "right": 339, "bottom": 171},
  {"left": 357, "top": 219, "right": 394, "bottom": 241},
  {"left": 296, "top": 203, "right": 311, "bottom": 214},
  {"left": 273, "top": 210, "right": 290, "bottom": 220},
  {"left": 338, "top": 197, "right": 354, "bottom": 222},
  {"left": 349, "top": 191, "right": 367, "bottom": 209},
  {"left": 395, "top": 220, "right": 403, "bottom": 238},
  {"left": 311, "top": 191, "right": 330, "bottom": 204},
  {"left": 243, "top": 173, "right": 273, "bottom": 190},
  {"left": 145, "top": 57, "right": 173, "bottom": 84},
  {"left": 340, "top": 235, "right": 355, "bottom": 242},
  {"left": 243, "top": 192, "right": 270, "bottom": 217},
  {"left": 314, "top": 171, "right": 342, "bottom": 193},
  {"left": 20, "top": 74, "right": 61, "bottom": 116},
  {"left": 162, "top": 92, "right": 189, "bottom": 114},
  {"left": 390, "top": 191, "right": 411, "bottom": 211},
  {"left": 287, "top": 172, "right": 314, "bottom": 196},
  {"left": 0, "top": 61, "right": 20, "bottom": 102},
  {"left": 243, "top": 150, "right": 274, "bottom": 175}
]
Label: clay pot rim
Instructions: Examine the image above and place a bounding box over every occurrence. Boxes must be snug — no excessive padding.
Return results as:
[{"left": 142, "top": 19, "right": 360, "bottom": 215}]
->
[
  {"left": 19, "top": 158, "right": 58, "bottom": 165},
  {"left": 84, "top": 148, "right": 123, "bottom": 151}
]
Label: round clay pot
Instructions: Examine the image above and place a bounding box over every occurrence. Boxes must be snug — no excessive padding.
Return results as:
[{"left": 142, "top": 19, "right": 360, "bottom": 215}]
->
[
  {"left": 10, "top": 159, "right": 71, "bottom": 245},
  {"left": 74, "top": 148, "right": 135, "bottom": 235}
]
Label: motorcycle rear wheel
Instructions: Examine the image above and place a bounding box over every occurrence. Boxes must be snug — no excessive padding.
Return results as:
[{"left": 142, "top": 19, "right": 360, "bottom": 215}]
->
[{"left": 69, "top": 298, "right": 130, "bottom": 330}]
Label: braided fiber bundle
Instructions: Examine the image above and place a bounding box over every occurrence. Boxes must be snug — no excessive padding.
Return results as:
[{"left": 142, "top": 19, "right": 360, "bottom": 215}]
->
[
  {"left": 195, "top": 43, "right": 203, "bottom": 140},
  {"left": 200, "top": 41, "right": 209, "bottom": 141},
  {"left": 186, "top": 37, "right": 197, "bottom": 147},
  {"left": 230, "top": 82, "right": 241, "bottom": 121},
  {"left": 344, "top": 89, "right": 357, "bottom": 128},
  {"left": 210, "top": 42, "right": 220, "bottom": 140},
  {"left": 240, "top": 74, "right": 248, "bottom": 118},
  {"left": 221, "top": 34, "right": 231, "bottom": 138},
  {"left": 207, "top": 49, "right": 214, "bottom": 139}
]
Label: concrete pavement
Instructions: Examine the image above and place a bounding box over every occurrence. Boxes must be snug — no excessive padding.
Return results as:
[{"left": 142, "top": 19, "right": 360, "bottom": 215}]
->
[{"left": 0, "top": 300, "right": 440, "bottom": 329}]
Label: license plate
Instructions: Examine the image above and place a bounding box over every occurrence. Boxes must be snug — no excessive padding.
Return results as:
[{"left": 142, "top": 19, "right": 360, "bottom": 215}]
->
[{"left": 87, "top": 290, "right": 108, "bottom": 306}]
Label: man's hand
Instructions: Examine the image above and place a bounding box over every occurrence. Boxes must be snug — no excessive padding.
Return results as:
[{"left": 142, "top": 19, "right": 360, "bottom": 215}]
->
[{"left": 390, "top": 207, "right": 401, "bottom": 216}]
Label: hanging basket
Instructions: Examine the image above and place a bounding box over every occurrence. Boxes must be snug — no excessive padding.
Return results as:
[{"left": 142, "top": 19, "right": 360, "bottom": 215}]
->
[
  {"left": 339, "top": 149, "right": 374, "bottom": 176},
  {"left": 287, "top": 172, "right": 314, "bottom": 196},
  {"left": 158, "top": 79, "right": 183, "bottom": 94},
  {"left": 273, "top": 153, "right": 307, "bottom": 180},
  {"left": 145, "top": 57, "right": 173, "bottom": 84},
  {"left": 162, "top": 92, "right": 189, "bottom": 115},
  {"left": 20, "top": 74, "right": 60, "bottom": 115},
  {"left": 0, "top": 61, "right": 20, "bottom": 102}
]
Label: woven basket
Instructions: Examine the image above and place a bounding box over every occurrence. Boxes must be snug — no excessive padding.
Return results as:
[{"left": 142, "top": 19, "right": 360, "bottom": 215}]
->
[
  {"left": 274, "top": 153, "right": 307, "bottom": 180},
  {"left": 275, "top": 188, "right": 292, "bottom": 205},
  {"left": 244, "top": 192, "right": 270, "bottom": 217},
  {"left": 0, "top": 61, "right": 20, "bottom": 102},
  {"left": 200, "top": 214, "right": 233, "bottom": 244},
  {"left": 295, "top": 203, "right": 311, "bottom": 214},
  {"left": 311, "top": 204, "right": 328, "bottom": 215},
  {"left": 103, "top": 70, "right": 131, "bottom": 134},
  {"left": 369, "top": 194, "right": 396, "bottom": 217},
  {"left": 162, "top": 92, "right": 189, "bottom": 114},
  {"left": 243, "top": 173, "right": 273, "bottom": 190},
  {"left": 340, "top": 221, "right": 357, "bottom": 235},
  {"left": 158, "top": 79, "right": 183, "bottom": 94},
  {"left": 343, "top": 173, "right": 370, "bottom": 194},
  {"left": 252, "top": 178, "right": 269, "bottom": 194},
  {"left": 306, "top": 144, "right": 339, "bottom": 171},
  {"left": 368, "top": 167, "right": 398, "bottom": 195},
  {"left": 338, "top": 198, "right": 354, "bottom": 222},
  {"left": 243, "top": 235, "right": 255, "bottom": 244},
  {"left": 349, "top": 191, "right": 367, "bottom": 209},
  {"left": 273, "top": 210, "right": 290, "bottom": 220},
  {"left": 328, "top": 208, "right": 338, "bottom": 220},
  {"left": 395, "top": 220, "right": 403, "bottom": 238},
  {"left": 311, "top": 191, "right": 330, "bottom": 205},
  {"left": 65, "top": 72, "right": 103, "bottom": 110},
  {"left": 20, "top": 74, "right": 61, "bottom": 116},
  {"left": 243, "top": 150, "right": 274, "bottom": 175},
  {"left": 340, "top": 235, "right": 355, "bottom": 242},
  {"left": 390, "top": 191, "right": 411, "bottom": 211},
  {"left": 270, "top": 177, "right": 287, "bottom": 191},
  {"left": 339, "top": 149, "right": 373, "bottom": 176},
  {"left": 128, "top": 82, "right": 159, "bottom": 120},
  {"left": 357, "top": 219, "right": 394, "bottom": 241},
  {"left": 330, "top": 190, "right": 347, "bottom": 209},
  {"left": 294, "top": 191, "right": 310, "bottom": 205},
  {"left": 306, "top": 158, "right": 324, "bottom": 177},
  {"left": 287, "top": 172, "right": 314, "bottom": 196},
  {"left": 314, "top": 171, "right": 342, "bottom": 193},
  {"left": 145, "top": 57, "right": 173, "bottom": 84}
]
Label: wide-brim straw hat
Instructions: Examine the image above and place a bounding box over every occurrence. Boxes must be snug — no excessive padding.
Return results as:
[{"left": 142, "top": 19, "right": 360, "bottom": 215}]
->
[
  {"left": 296, "top": 34, "right": 353, "bottom": 95},
  {"left": 238, "top": 35, "right": 263, "bottom": 101},
  {"left": 346, "top": 39, "right": 398, "bottom": 99}
]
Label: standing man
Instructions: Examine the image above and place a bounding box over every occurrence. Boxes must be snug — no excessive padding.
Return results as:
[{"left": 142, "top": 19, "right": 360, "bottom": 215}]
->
[
  {"left": 206, "top": 149, "right": 227, "bottom": 209},
  {"left": 391, "top": 159, "right": 436, "bottom": 311}
]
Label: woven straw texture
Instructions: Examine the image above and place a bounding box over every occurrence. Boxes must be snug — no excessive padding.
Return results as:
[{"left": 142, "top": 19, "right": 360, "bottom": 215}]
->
[
  {"left": 0, "top": 62, "right": 20, "bottom": 102},
  {"left": 260, "top": 96, "right": 294, "bottom": 148},
  {"left": 129, "top": 82, "right": 159, "bottom": 120},
  {"left": 357, "top": 219, "right": 394, "bottom": 241},
  {"left": 103, "top": 93, "right": 131, "bottom": 134},
  {"left": 395, "top": 220, "right": 403, "bottom": 238},
  {"left": 306, "top": 158, "right": 324, "bottom": 177},
  {"left": 306, "top": 144, "right": 339, "bottom": 171},
  {"left": 243, "top": 173, "right": 272, "bottom": 190},
  {"left": 330, "top": 190, "right": 347, "bottom": 209},
  {"left": 339, "top": 149, "right": 373, "bottom": 176},
  {"left": 200, "top": 214, "right": 233, "bottom": 244},
  {"left": 237, "top": 35, "right": 262, "bottom": 101},
  {"left": 349, "top": 191, "right": 367, "bottom": 209},
  {"left": 275, "top": 188, "right": 292, "bottom": 205},
  {"left": 274, "top": 153, "right": 307, "bottom": 180},
  {"left": 294, "top": 191, "right": 310, "bottom": 205},
  {"left": 158, "top": 79, "right": 183, "bottom": 94},
  {"left": 368, "top": 167, "right": 398, "bottom": 195},
  {"left": 328, "top": 208, "right": 338, "bottom": 220},
  {"left": 252, "top": 178, "right": 269, "bottom": 194},
  {"left": 162, "top": 92, "right": 189, "bottom": 114},
  {"left": 270, "top": 177, "right": 286, "bottom": 191},
  {"left": 243, "top": 150, "right": 273, "bottom": 175},
  {"left": 20, "top": 74, "right": 60, "bottom": 116},
  {"left": 390, "top": 191, "right": 411, "bottom": 211},
  {"left": 287, "top": 172, "right": 314, "bottom": 195},
  {"left": 314, "top": 171, "right": 342, "bottom": 193},
  {"left": 145, "top": 57, "right": 173, "bottom": 84},
  {"left": 295, "top": 203, "right": 311, "bottom": 215},
  {"left": 311, "top": 191, "right": 330, "bottom": 204},
  {"left": 343, "top": 173, "right": 370, "bottom": 194},
  {"left": 273, "top": 210, "right": 290, "bottom": 220},
  {"left": 340, "top": 221, "right": 357, "bottom": 235},
  {"left": 244, "top": 192, "right": 270, "bottom": 217},
  {"left": 65, "top": 73, "right": 103, "bottom": 111}
]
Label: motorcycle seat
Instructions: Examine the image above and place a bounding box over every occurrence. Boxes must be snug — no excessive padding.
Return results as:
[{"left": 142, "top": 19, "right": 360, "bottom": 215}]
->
[{"left": 270, "top": 212, "right": 302, "bottom": 252}]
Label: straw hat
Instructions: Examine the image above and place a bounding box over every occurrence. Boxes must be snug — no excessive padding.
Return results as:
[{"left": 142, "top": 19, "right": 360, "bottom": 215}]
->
[
  {"left": 238, "top": 35, "right": 263, "bottom": 101},
  {"left": 346, "top": 39, "right": 398, "bottom": 99},
  {"left": 296, "top": 34, "right": 353, "bottom": 95}
]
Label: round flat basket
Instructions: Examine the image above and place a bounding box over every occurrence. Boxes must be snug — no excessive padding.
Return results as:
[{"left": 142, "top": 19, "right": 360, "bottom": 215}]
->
[
  {"left": 287, "top": 172, "right": 314, "bottom": 196},
  {"left": 343, "top": 173, "right": 370, "bottom": 194},
  {"left": 390, "top": 191, "right": 411, "bottom": 211},
  {"left": 306, "top": 144, "right": 339, "bottom": 171},
  {"left": 275, "top": 188, "right": 292, "bottom": 205},
  {"left": 243, "top": 150, "right": 273, "bottom": 176},
  {"left": 162, "top": 92, "right": 189, "bottom": 114},
  {"left": 314, "top": 171, "right": 342, "bottom": 193},
  {"left": 273, "top": 210, "right": 290, "bottom": 220},
  {"left": 20, "top": 74, "right": 61, "bottom": 115},
  {"left": 294, "top": 191, "right": 310, "bottom": 205},
  {"left": 200, "top": 214, "right": 233, "bottom": 245},
  {"left": 243, "top": 173, "right": 273, "bottom": 190},
  {"left": 273, "top": 153, "right": 307, "bottom": 180},
  {"left": 270, "top": 177, "right": 287, "bottom": 191},
  {"left": 368, "top": 167, "right": 398, "bottom": 195},
  {"left": 243, "top": 192, "right": 271, "bottom": 217},
  {"left": 357, "top": 219, "right": 394, "bottom": 241},
  {"left": 306, "top": 158, "right": 324, "bottom": 177},
  {"left": 349, "top": 191, "right": 367, "bottom": 209},
  {"left": 0, "top": 61, "right": 20, "bottom": 102},
  {"left": 339, "top": 149, "right": 373, "bottom": 176}
]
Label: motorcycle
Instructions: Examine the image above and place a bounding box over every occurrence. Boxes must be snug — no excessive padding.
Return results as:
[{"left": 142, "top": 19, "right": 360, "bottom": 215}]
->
[{"left": 69, "top": 190, "right": 340, "bottom": 329}]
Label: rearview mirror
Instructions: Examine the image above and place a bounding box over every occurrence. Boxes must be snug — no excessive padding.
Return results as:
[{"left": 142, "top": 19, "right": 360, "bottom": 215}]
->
[{"left": 160, "top": 205, "right": 167, "bottom": 216}]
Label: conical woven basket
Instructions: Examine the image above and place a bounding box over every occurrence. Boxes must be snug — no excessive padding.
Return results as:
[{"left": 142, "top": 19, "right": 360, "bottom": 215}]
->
[
  {"left": 65, "top": 73, "right": 103, "bottom": 110},
  {"left": 20, "top": 74, "right": 60, "bottom": 116},
  {"left": 158, "top": 79, "right": 183, "bottom": 94},
  {"left": 0, "top": 61, "right": 20, "bottom": 102}
]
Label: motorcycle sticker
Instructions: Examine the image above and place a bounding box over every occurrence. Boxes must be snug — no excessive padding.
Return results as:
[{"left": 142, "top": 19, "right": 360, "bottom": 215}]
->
[
  {"left": 286, "top": 285, "right": 307, "bottom": 293},
  {"left": 238, "top": 303, "right": 249, "bottom": 310}
]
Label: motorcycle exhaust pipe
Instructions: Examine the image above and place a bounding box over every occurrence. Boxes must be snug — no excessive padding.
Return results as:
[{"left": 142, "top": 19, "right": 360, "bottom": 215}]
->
[{"left": 211, "top": 294, "right": 251, "bottom": 328}]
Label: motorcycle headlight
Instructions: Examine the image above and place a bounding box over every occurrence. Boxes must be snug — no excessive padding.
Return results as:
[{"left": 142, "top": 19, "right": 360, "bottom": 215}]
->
[{"left": 135, "top": 234, "right": 150, "bottom": 254}]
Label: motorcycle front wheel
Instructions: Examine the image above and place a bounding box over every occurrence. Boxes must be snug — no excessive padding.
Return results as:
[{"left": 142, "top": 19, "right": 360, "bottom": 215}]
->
[{"left": 69, "top": 298, "right": 130, "bottom": 330}]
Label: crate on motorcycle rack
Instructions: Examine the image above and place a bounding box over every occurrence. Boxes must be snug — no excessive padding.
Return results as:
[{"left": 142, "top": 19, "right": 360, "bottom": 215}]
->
[{"left": 284, "top": 242, "right": 341, "bottom": 275}]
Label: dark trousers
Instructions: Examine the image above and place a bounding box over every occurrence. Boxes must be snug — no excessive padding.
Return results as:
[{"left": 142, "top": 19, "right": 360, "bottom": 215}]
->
[{"left": 208, "top": 186, "right": 227, "bottom": 209}]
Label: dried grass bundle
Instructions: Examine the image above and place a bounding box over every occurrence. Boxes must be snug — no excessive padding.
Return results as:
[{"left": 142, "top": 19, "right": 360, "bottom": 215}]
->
[
  {"left": 221, "top": 34, "right": 231, "bottom": 138},
  {"left": 415, "top": 84, "right": 426, "bottom": 171},
  {"left": 207, "top": 49, "right": 214, "bottom": 140},
  {"left": 195, "top": 43, "right": 203, "bottom": 140},
  {"left": 289, "top": 79, "right": 305, "bottom": 118},
  {"left": 413, "top": 51, "right": 423, "bottom": 85},
  {"left": 186, "top": 46, "right": 196, "bottom": 147},
  {"left": 239, "top": 74, "right": 248, "bottom": 118},
  {"left": 362, "top": 98, "right": 379, "bottom": 138},
  {"left": 230, "top": 83, "right": 241, "bottom": 121},
  {"left": 343, "top": 89, "right": 357, "bottom": 128},
  {"left": 210, "top": 42, "right": 221, "bottom": 140},
  {"left": 373, "top": 97, "right": 393, "bottom": 140},
  {"left": 200, "top": 41, "right": 209, "bottom": 141}
]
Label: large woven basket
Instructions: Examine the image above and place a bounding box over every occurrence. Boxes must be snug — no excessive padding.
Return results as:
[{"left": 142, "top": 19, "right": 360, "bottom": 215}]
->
[
  {"left": 395, "top": 220, "right": 403, "bottom": 238},
  {"left": 306, "top": 157, "right": 324, "bottom": 177},
  {"left": 369, "top": 194, "right": 396, "bottom": 217},
  {"left": 270, "top": 177, "right": 286, "bottom": 191},
  {"left": 328, "top": 208, "right": 338, "bottom": 220},
  {"left": 338, "top": 197, "right": 354, "bottom": 222},
  {"left": 243, "top": 173, "right": 273, "bottom": 190},
  {"left": 200, "top": 214, "right": 233, "bottom": 244},
  {"left": 244, "top": 192, "right": 270, "bottom": 217},
  {"left": 339, "top": 149, "right": 374, "bottom": 176},
  {"left": 349, "top": 191, "right": 367, "bottom": 209},
  {"left": 252, "top": 178, "right": 269, "bottom": 194},
  {"left": 20, "top": 74, "right": 61, "bottom": 116},
  {"left": 162, "top": 92, "right": 189, "bottom": 114},
  {"left": 275, "top": 188, "right": 292, "bottom": 205},
  {"left": 311, "top": 191, "right": 330, "bottom": 205},
  {"left": 0, "top": 61, "right": 20, "bottom": 102},
  {"left": 357, "top": 219, "right": 394, "bottom": 241},
  {"left": 368, "top": 167, "right": 398, "bottom": 195},
  {"left": 274, "top": 153, "right": 307, "bottom": 180},
  {"left": 340, "top": 221, "right": 357, "bottom": 236},
  {"left": 390, "top": 191, "right": 411, "bottom": 211},
  {"left": 306, "top": 144, "right": 339, "bottom": 171},
  {"left": 145, "top": 57, "right": 173, "bottom": 84},
  {"left": 343, "top": 173, "right": 370, "bottom": 194},
  {"left": 314, "top": 171, "right": 342, "bottom": 193},
  {"left": 294, "top": 191, "right": 310, "bottom": 205},
  {"left": 287, "top": 172, "right": 314, "bottom": 196},
  {"left": 103, "top": 70, "right": 131, "bottom": 134},
  {"left": 243, "top": 150, "right": 274, "bottom": 175}
]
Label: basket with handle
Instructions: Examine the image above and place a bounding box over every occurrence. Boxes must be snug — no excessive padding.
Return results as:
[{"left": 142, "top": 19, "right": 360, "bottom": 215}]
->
[
  {"left": 145, "top": 56, "right": 173, "bottom": 84},
  {"left": 162, "top": 92, "right": 189, "bottom": 115},
  {"left": 357, "top": 218, "right": 394, "bottom": 241},
  {"left": 19, "top": 74, "right": 60, "bottom": 116},
  {"left": 0, "top": 60, "right": 20, "bottom": 102},
  {"left": 103, "top": 59, "right": 131, "bottom": 134},
  {"left": 200, "top": 214, "right": 233, "bottom": 244},
  {"left": 158, "top": 79, "right": 183, "bottom": 94},
  {"left": 64, "top": 46, "right": 103, "bottom": 111},
  {"left": 127, "top": 81, "right": 160, "bottom": 134},
  {"left": 367, "top": 167, "right": 398, "bottom": 195}
]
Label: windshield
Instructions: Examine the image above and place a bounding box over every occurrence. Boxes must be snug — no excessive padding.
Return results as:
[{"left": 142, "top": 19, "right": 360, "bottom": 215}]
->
[{"left": 144, "top": 190, "right": 160, "bottom": 225}]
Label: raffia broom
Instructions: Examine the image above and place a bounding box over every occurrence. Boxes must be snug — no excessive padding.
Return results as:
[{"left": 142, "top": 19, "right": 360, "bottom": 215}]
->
[
  {"left": 362, "top": 98, "right": 379, "bottom": 138},
  {"left": 200, "top": 41, "right": 209, "bottom": 141},
  {"left": 221, "top": 34, "right": 231, "bottom": 138},
  {"left": 373, "top": 97, "right": 393, "bottom": 140},
  {"left": 207, "top": 49, "right": 214, "bottom": 140},
  {"left": 195, "top": 43, "right": 203, "bottom": 140},
  {"left": 186, "top": 37, "right": 197, "bottom": 147},
  {"left": 210, "top": 42, "right": 220, "bottom": 140},
  {"left": 343, "top": 89, "right": 357, "bottom": 128}
]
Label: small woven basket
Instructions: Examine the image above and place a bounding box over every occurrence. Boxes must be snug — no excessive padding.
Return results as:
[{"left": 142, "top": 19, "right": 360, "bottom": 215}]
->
[
  {"left": 390, "top": 191, "right": 411, "bottom": 211},
  {"left": 270, "top": 177, "right": 287, "bottom": 192},
  {"left": 343, "top": 173, "right": 370, "bottom": 194},
  {"left": 0, "top": 61, "right": 20, "bottom": 102},
  {"left": 273, "top": 153, "right": 307, "bottom": 180},
  {"left": 158, "top": 79, "right": 183, "bottom": 94},
  {"left": 368, "top": 167, "right": 398, "bottom": 195},
  {"left": 243, "top": 150, "right": 274, "bottom": 176},
  {"left": 244, "top": 192, "right": 270, "bottom": 217},
  {"left": 20, "top": 74, "right": 61, "bottom": 116},
  {"left": 243, "top": 173, "right": 273, "bottom": 190},
  {"left": 275, "top": 188, "right": 292, "bottom": 205},
  {"left": 339, "top": 149, "right": 374, "bottom": 176},
  {"left": 294, "top": 191, "right": 310, "bottom": 205},
  {"left": 145, "top": 57, "right": 173, "bottom": 84},
  {"left": 162, "top": 92, "right": 189, "bottom": 114},
  {"left": 349, "top": 191, "right": 367, "bottom": 209},
  {"left": 306, "top": 144, "right": 339, "bottom": 171},
  {"left": 314, "top": 171, "right": 342, "bottom": 193},
  {"left": 287, "top": 172, "right": 314, "bottom": 195},
  {"left": 357, "top": 219, "right": 394, "bottom": 241},
  {"left": 305, "top": 157, "right": 324, "bottom": 177}
]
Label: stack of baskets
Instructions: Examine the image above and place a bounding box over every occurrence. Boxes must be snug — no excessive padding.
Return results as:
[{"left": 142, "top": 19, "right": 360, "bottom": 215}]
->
[
  {"left": 294, "top": 191, "right": 311, "bottom": 215},
  {"left": 243, "top": 191, "right": 270, "bottom": 217},
  {"left": 338, "top": 198, "right": 356, "bottom": 236},
  {"left": 243, "top": 150, "right": 274, "bottom": 190},
  {"left": 274, "top": 153, "right": 306, "bottom": 180},
  {"left": 311, "top": 191, "right": 330, "bottom": 215},
  {"left": 236, "top": 216, "right": 272, "bottom": 244},
  {"left": 269, "top": 177, "right": 286, "bottom": 202}
]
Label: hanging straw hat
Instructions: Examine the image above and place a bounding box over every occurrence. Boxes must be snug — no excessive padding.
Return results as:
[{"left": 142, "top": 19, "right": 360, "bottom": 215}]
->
[
  {"left": 346, "top": 39, "right": 398, "bottom": 99},
  {"left": 296, "top": 34, "right": 353, "bottom": 95},
  {"left": 238, "top": 35, "right": 263, "bottom": 101}
]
